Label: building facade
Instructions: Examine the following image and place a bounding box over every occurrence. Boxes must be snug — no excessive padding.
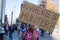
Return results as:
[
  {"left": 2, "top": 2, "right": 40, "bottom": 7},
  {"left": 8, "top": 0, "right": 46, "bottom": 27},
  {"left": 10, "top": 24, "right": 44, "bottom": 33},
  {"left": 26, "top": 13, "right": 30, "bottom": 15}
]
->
[
  {"left": 0, "top": 0, "right": 3, "bottom": 25},
  {"left": 0, "top": 0, "right": 6, "bottom": 24}
]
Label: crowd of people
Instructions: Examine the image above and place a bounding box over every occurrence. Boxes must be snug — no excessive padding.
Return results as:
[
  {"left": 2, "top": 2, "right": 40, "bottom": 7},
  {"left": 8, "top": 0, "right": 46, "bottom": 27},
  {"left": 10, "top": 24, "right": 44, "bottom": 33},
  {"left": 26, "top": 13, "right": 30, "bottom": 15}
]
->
[{"left": 0, "top": 22, "right": 51, "bottom": 40}]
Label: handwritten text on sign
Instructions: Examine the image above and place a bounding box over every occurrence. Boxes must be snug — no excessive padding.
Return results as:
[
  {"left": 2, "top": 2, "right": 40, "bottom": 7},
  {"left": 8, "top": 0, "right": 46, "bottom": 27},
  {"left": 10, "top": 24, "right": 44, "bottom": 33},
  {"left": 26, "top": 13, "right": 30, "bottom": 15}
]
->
[{"left": 22, "top": 2, "right": 59, "bottom": 22}]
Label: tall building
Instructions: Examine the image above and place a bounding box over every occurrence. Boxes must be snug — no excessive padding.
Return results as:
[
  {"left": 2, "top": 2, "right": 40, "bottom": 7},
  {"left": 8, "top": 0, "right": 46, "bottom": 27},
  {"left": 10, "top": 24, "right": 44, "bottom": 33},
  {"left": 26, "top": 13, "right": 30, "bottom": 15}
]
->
[
  {"left": 39, "top": 0, "right": 58, "bottom": 12},
  {"left": 2, "top": 0, "right": 6, "bottom": 23},
  {"left": 4, "top": 15, "right": 8, "bottom": 23},
  {"left": 0, "top": 0, "right": 6, "bottom": 24}
]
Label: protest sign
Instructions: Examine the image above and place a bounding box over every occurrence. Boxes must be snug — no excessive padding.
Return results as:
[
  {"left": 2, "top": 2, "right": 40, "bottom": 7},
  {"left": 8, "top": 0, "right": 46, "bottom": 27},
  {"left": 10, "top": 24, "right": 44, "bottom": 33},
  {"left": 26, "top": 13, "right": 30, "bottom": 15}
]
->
[{"left": 19, "top": 1, "right": 60, "bottom": 32}]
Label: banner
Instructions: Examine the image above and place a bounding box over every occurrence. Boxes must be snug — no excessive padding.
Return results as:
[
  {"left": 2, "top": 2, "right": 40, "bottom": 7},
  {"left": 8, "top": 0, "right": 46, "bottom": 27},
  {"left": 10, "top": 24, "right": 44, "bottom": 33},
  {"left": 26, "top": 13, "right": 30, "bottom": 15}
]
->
[{"left": 19, "top": 1, "right": 60, "bottom": 32}]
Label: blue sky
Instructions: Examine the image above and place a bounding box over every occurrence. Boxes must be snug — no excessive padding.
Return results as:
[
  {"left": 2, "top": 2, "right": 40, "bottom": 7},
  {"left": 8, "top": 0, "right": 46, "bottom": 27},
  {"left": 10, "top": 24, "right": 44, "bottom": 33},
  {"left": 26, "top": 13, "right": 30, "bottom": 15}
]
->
[{"left": 6, "top": 0, "right": 60, "bottom": 24}]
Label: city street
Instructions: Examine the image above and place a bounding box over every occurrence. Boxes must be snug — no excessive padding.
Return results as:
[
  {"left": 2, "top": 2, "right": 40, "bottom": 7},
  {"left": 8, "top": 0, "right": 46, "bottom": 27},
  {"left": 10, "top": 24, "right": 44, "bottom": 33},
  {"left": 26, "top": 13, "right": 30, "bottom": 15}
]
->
[
  {"left": 0, "top": 0, "right": 60, "bottom": 40},
  {"left": 3, "top": 30, "right": 60, "bottom": 40}
]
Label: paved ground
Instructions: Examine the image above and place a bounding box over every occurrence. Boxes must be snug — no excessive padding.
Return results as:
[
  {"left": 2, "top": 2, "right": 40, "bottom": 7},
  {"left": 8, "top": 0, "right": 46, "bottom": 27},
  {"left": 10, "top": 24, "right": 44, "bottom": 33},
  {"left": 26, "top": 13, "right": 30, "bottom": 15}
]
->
[
  {"left": 3, "top": 31, "right": 18, "bottom": 40},
  {"left": 3, "top": 31, "right": 60, "bottom": 40},
  {"left": 39, "top": 31, "right": 60, "bottom": 40}
]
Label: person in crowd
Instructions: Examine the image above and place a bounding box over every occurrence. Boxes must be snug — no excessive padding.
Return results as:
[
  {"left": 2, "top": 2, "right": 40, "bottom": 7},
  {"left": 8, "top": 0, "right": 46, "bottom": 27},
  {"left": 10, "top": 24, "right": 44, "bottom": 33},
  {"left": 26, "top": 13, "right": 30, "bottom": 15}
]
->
[
  {"left": 4, "top": 23, "right": 9, "bottom": 35},
  {"left": 0, "top": 23, "right": 5, "bottom": 40},
  {"left": 12, "top": 25, "right": 14, "bottom": 32},
  {"left": 15, "top": 24, "right": 17, "bottom": 31},
  {"left": 13, "top": 24, "right": 17, "bottom": 31},
  {"left": 20, "top": 22, "right": 29, "bottom": 40},
  {"left": 38, "top": 28, "right": 45, "bottom": 40},
  {"left": 9, "top": 25, "right": 13, "bottom": 40},
  {"left": 21, "top": 22, "right": 29, "bottom": 33},
  {"left": 33, "top": 26, "right": 39, "bottom": 40},
  {"left": 25, "top": 24, "right": 33, "bottom": 40},
  {"left": 16, "top": 22, "right": 22, "bottom": 40},
  {"left": 18, "top": 24, "right": 23, "bottom": 40},
  {"left": 4, "top": 23, "right": 6, "bottom": 35},
  {"left": 48, "top": 32, "right": 52, "bottom": 35},
  {"left": 17, "top": 23, "right": 21, "bottom": 35},
  {"left": 40, "top": 29, "right": 44, "bottom": 37},
  {"left": 38, "top": 29, "right": 41, "bottom": 40}
]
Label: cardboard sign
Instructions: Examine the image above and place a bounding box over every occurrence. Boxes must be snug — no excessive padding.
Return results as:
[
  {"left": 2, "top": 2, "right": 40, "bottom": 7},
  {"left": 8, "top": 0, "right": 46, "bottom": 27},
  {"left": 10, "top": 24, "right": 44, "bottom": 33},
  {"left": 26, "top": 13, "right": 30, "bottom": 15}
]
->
[{"left": 19, "top": 1, "right": 60, "bottom": 32}]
